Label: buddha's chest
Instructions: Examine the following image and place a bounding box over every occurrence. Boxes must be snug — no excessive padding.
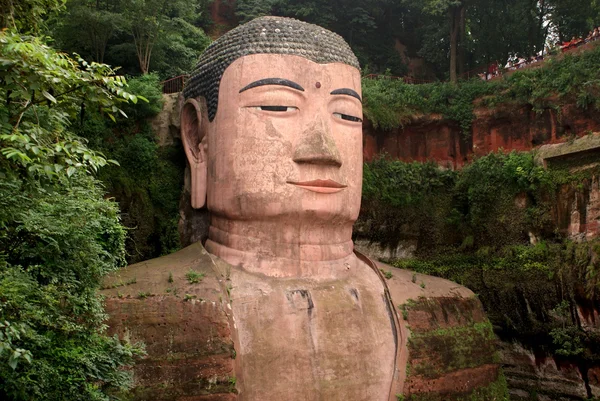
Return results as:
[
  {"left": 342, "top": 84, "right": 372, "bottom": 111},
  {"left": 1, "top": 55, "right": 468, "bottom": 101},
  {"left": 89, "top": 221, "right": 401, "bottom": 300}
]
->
[{"left": 229, "top": 273, "right": 397, "bottom": 401}]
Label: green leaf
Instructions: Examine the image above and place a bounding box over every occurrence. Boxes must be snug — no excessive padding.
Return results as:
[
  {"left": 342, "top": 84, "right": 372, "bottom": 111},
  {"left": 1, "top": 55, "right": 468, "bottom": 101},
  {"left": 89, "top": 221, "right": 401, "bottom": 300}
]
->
[
  {"left": 8, "top": 353, "right": 18, "bottom": 370},
  {"left": 42, "top": 90, "right": 57, "bottom": 103}
]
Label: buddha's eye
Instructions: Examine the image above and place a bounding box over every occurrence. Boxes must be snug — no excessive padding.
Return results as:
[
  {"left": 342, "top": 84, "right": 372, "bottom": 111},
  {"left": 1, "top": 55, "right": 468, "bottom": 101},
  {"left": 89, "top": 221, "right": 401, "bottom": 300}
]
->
[
  {"left": 255, "top": 106, "right": 298, "bottom": 112},
  {"left": 333, "top": 112, "right": 362, "bottom": 123}
]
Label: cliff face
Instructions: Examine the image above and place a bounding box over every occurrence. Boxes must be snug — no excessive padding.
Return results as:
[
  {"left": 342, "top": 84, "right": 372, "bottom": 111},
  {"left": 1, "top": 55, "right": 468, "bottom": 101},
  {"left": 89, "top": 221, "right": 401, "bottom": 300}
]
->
[{"left": 363, "top": 103, "right": 600, "bottom": 169}]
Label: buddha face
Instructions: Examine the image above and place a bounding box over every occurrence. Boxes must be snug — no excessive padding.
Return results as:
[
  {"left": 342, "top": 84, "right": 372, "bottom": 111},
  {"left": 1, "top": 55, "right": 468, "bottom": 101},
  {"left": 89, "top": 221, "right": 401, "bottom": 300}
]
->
[{"left": 182, "top": 54, "right": 363, "bottom": 225}]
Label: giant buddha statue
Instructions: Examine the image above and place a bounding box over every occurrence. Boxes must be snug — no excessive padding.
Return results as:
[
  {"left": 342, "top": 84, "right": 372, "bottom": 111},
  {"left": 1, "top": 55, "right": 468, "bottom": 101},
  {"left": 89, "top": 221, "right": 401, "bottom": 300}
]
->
[{"left": 102, "top": 16, "right": 501, "bottom": 401}]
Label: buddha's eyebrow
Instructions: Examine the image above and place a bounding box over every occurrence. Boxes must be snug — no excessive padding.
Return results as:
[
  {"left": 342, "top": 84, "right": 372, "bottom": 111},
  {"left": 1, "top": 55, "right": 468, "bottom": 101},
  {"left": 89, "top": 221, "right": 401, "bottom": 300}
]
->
[
  {"left": 330, "top": 88, "right": 362, "bottom": 103},
  {"left": 239, "top": 78, "right": 305, "bottom": 93}
]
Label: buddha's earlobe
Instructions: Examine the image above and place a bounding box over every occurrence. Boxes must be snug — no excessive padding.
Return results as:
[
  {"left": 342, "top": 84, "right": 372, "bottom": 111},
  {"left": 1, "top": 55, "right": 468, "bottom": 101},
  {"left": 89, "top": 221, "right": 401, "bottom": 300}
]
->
[{"left": 181, "top": 98, "right": 208, "bottom": 209}]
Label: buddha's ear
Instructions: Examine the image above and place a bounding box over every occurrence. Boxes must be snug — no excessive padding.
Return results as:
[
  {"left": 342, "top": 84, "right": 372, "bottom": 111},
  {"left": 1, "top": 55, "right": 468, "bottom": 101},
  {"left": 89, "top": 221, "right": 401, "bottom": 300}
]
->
[{"left": 181, "top": 98, "right": 208, "bottom": 209}]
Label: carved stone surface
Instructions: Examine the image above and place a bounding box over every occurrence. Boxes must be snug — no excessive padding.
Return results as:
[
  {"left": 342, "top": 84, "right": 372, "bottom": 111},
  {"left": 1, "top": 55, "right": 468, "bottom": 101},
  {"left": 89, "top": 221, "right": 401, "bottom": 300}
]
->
[
  {"left": 103, "top": 16, "right": 501, "bottom": 401},
  {"left": 102, "top": 245, "right": 500, "bottom": 400}
]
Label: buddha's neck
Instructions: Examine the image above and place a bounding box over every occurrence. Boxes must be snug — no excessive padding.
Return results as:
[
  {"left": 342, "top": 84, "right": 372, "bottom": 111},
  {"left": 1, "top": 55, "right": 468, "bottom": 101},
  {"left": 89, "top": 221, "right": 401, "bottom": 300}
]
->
[{"left": 204, "top": 216, "right": 356, "bottom": 278}]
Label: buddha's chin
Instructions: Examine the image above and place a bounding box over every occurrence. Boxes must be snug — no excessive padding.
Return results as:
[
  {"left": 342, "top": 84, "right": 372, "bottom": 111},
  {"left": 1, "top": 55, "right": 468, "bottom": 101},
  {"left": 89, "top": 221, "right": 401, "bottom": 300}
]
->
[
  {"left": 208, "top": 195, "right": 360, "bottom": 224},
  {"left": 210, "top": 208, "right": 358, "bottom": 225}
]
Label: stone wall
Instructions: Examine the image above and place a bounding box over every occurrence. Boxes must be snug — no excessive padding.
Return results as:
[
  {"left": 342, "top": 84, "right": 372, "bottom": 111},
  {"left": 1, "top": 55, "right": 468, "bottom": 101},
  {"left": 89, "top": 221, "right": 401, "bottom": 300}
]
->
[
  {"left": 363, "top": 104, "right": 600, "bottom": 169},
  {"left": 537, "top": 135, "right": 600, "bottom": 240}
]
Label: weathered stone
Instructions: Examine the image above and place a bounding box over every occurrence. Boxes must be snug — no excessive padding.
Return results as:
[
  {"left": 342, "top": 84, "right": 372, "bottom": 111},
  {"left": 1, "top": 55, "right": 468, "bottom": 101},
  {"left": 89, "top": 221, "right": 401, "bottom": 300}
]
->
[
  {"left": 500, "top": 342, "right": 590, "bottom": 400},
  {"left": 108, "top": 16, "right": 501, "bottom": 401},
  {"left": 381, "top": 265, "right": 502, "bottom": 399},
  {"left": 152, "top": 93, "right": 184, "bottom": 147},
  {"left": 102, "top": 243, "right": 236, "bottom": 400},
  {"left": 363, "top": 104, "right": 600, "bottom": 169}
]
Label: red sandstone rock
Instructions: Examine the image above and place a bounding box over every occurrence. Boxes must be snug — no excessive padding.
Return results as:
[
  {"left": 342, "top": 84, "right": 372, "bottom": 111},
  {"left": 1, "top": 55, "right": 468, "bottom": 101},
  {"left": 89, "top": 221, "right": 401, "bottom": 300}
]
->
[{"left": 363, "top": 105, "right": 600, "bottom": 169}]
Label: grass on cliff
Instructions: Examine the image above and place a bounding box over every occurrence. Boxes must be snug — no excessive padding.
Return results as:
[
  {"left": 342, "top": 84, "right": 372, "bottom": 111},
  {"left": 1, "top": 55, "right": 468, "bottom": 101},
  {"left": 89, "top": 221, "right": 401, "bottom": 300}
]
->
[{"left": 362, "top": 42, "right": 600, "bottom": 133}]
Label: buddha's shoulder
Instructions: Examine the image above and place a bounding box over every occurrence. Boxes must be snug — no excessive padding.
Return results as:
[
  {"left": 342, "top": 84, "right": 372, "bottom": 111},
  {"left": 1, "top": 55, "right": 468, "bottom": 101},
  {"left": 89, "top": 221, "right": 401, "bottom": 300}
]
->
[
  {"left": 376, "top": 261, "right": 500, "bottom": 398},
  {"left": 100, "top": 242, "right": 225, "bottom": 301},
  {"left": 375, "top": 260, "right": 474, "bottom": 304}
]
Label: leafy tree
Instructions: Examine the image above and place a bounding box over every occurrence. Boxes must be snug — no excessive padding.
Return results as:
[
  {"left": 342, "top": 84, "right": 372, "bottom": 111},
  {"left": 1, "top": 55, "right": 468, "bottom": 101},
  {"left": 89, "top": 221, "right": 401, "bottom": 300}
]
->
[
  {"left": 77, "top": 74, "right": 187, "bottom": 263},
  {"left": 402, "top": 0, "right": 470, "bottom": 82},
  {"left": 149, "top": 17, "right": 211, "bottom": 78},
  {"left": 0, "top": 0, "right": 65, "bottom": 32},
  {"left": 236, "top": 0, "right": 277, "bottom": 23},
  {"left": 54, "top": 0, "right": 211, "bottom": 77},
  {"left": 54, "top": 0, "right": 125, "bottom": 63},
  {"left": 120, "top": 0, "right": 197, "bottom": 74},
  {"left": 549, "top": 0, "right": 600, "bottom": 41},
  {"left": 0, "top": 28, "right": 144, "bottom": 399}
]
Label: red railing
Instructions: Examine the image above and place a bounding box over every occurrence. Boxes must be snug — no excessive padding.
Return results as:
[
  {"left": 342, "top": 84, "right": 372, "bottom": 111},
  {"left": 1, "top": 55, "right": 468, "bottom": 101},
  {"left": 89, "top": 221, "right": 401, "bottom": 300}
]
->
[
  {"left": 459, "top": 63, "right": 500, "bottom": 80},
  {"left": 162, "top": 75, "right": 189, "bottom": 94}
]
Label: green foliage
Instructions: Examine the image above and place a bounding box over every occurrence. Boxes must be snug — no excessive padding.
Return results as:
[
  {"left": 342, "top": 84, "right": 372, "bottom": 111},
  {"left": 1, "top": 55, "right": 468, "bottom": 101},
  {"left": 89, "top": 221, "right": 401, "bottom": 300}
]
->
[
  {"left": 0, "top": 0, "right": 65, "bottom": 33},
  {"left": 407, "top": 321, "right": 498, "bottom": 378},
  {"left": 0, "top": 176, "right": 143, "bottom": 400},
  {"left": 394, "top": 239, "right": 600, "bottom": 361},
  {"left": 380, "top": 269, "right": 393, "bottom": 279},
  {"left": 454, "top": 151, "right": 552, "bottom": 248},
  {"left": 358, "top": 148, "right": 597, "bottom": 254},
  {"left": 363, "top": 43, "right": 600, "bottom": 131},
  {"left": 551, "top": 0, "right": 600, "bottom": 40},
  {"left": 235, "top": 0, "right": 277, "bottom": 24},
  {"left": 52, "top": 0, "right": 125, "bottom": 63},
  {"left": 53, "top": 0, "right": 211, "bottom": 77},
  {"left": 362, "top": 76, "right": 499, "bottom": 132},
  {"left": 185, "top": 269, "right": 205, "bottom": 284},
  {"left": 77, "top": 75, "right": 184, "bottom": 263},
  {"left": 359, "top": 156, "right": 456, "bottom": 249},
  {"left": 0, "top": 29, "right": 143, "bottom": 400},
  {"left": 150, "top": 18, "right": 211, "bottom": 79},
  {"left": 234, "top": 0, "right": 408, "bottom": 75},
  {"left": 0, "top": 31, "right": 142, "bottom": 177}
]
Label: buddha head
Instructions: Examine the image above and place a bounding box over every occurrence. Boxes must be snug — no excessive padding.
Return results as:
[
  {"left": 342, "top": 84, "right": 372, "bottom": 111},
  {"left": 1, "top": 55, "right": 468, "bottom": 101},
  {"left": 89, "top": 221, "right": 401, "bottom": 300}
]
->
[{"left": 181, "top": 17, "right": 363, "bottom": 253}]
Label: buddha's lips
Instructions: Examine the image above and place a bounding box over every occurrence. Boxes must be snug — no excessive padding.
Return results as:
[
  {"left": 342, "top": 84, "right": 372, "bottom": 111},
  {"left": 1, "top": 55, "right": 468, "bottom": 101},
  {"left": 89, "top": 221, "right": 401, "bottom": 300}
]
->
[{"left": 286, "top": 179, "right": 347, "bottom": 194}]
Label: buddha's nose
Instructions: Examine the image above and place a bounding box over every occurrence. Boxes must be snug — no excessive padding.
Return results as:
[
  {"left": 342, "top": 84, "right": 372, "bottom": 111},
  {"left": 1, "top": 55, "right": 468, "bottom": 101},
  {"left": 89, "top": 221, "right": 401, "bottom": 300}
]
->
[{"left": 293, "top": 116, "right": 342, "bottom": 167}]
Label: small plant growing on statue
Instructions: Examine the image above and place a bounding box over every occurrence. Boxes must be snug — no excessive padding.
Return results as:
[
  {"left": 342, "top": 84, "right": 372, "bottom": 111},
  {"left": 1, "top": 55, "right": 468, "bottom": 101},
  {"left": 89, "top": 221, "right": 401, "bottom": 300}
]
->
[
  {"left": 137, "top": 291, "right": 151, "bottom": 299},
  {"left": 186, "top": 269, "right": 205, "bottom": 284},
  {"left": 380, "top": 269, "right": 393, "bottom": 279},
  {"left": 420, "top": 282, "right": 426, "bottom": 289},
  {"left": 411, "top": 273, "right": 417, "bottom": 283},
  {"left": 398, "top": 305, "right": 409, "bottom": 320},
  {"left": 184, "top": 294, "right": 197, "bottom": 301},
  {"left": 228, "top": 376, "right": 237, "bottom": 392},
  {"left": 168, "top": 272, "right": 174, "bottom": 283}
]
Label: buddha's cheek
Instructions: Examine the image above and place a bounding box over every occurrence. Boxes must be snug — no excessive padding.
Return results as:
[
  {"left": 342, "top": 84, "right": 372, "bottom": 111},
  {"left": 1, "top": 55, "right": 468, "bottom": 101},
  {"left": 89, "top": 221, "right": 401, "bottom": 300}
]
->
[{"left": 213, "top": 121, "right": 299, "bottom": 218}]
